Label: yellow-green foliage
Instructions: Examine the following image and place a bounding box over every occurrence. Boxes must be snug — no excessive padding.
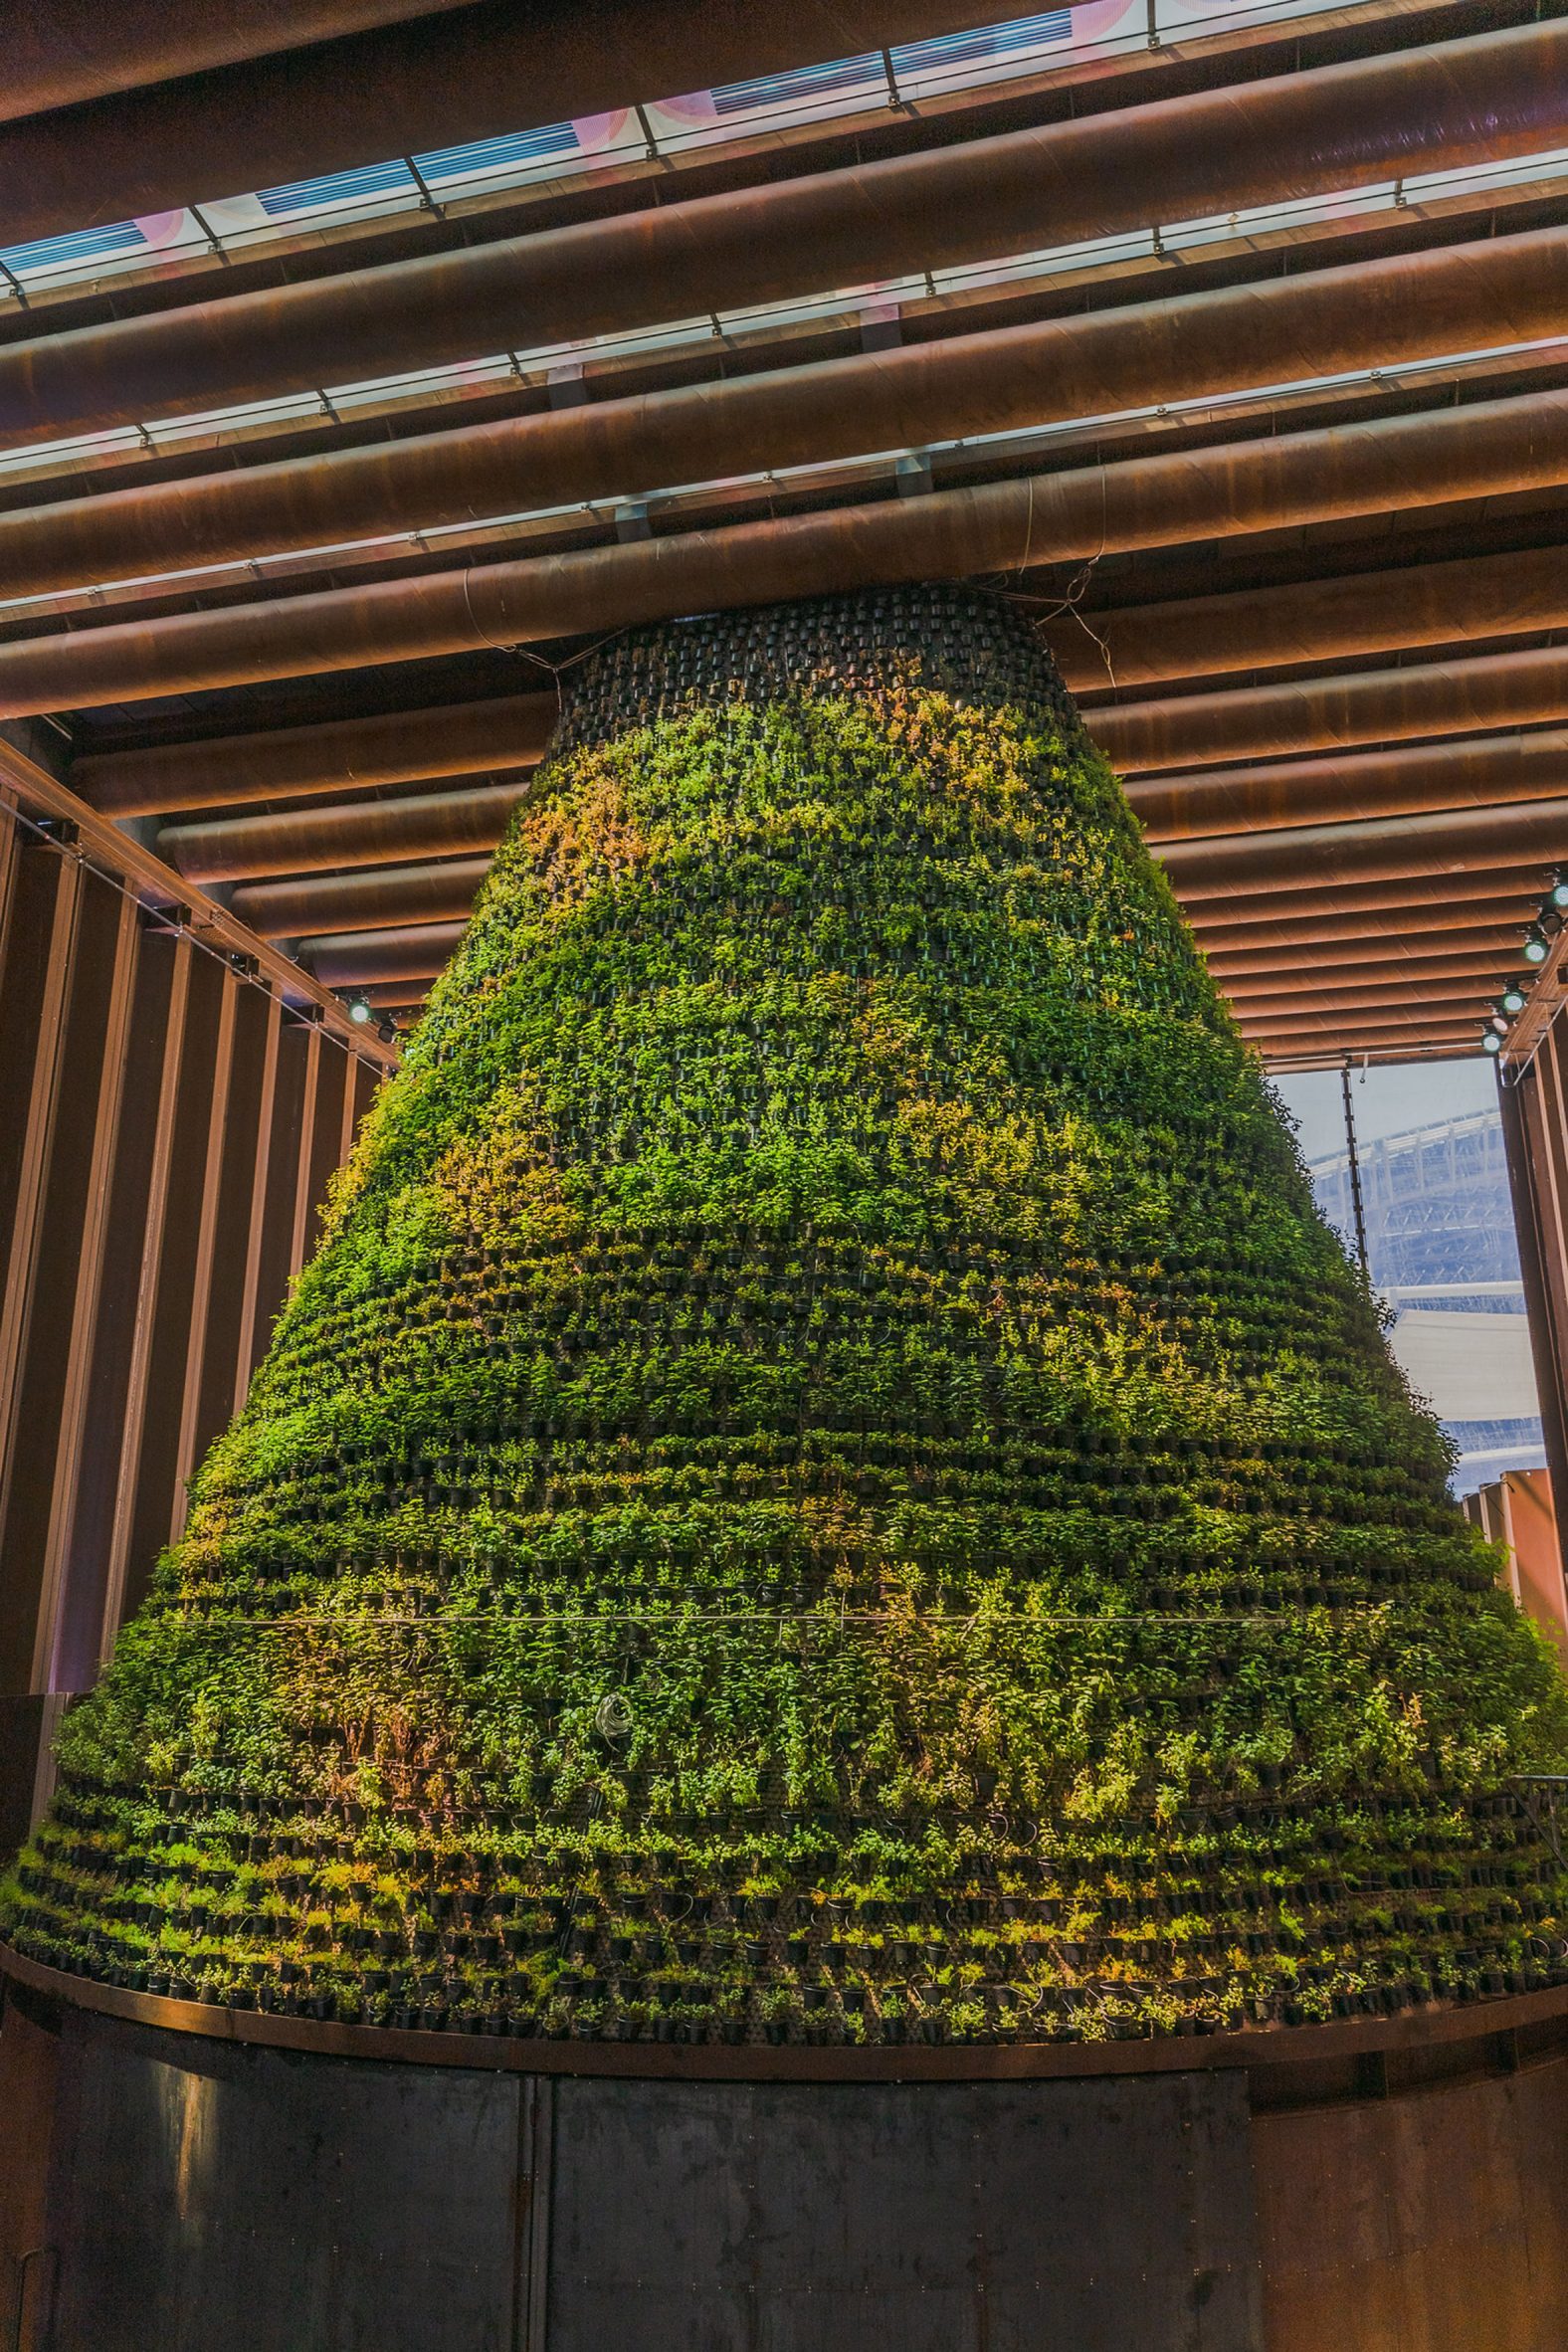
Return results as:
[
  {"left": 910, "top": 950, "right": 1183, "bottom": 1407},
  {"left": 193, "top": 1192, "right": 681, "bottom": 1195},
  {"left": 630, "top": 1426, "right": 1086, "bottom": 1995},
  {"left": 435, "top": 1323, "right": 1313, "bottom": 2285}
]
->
[{"left": 7, "top": 586, "right": 1567, "bottom": 2049}]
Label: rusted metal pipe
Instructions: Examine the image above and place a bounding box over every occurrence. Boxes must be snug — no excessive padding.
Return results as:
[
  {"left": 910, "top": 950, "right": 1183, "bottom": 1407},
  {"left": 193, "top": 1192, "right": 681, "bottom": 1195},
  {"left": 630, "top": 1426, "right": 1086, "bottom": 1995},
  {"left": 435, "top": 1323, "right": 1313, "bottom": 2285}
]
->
[
  {"left": 1131, "top": 726, "right": 1568, "bottom": 841},
  {"left": 0, "top": 0, "right": 481, "bottom": 120},
  {"left": 1159, "top": 797, "right": 1568, "bottom": 898},
  {"left": 233, "top": 858, "right": 491, "bottom": 938},
  {"left": 1049, "top": 544, "right": 1568, "bottom": 694},
  {"left": 303, "top": 921, "right": 468, "bottom": 987},
  {"left": 6, "top": 451, "right": 1567, "bottom": 718},
  {"left": 1191, "top": 891, "right": 1540, "bottom": 956},
  {"left": 1089, "top": 645, "right": 1568, "bottom": 776},
  {"left": 1204, "top": 928, "right": 1527, "bottom": 981},
  {"left": 159, "top": 782, "right": 524, "bottom": 883},
  {"left": 1221, "top": 969, "right": 1516, "bottom": 1018},
  {"left": 5, "top": 21, "right": 1562, "bottom": 452},
  {"left": 0, "top": 0, "right": 997, "bottom": 256},
  {"left": 1181, "top": 863, "right": 1550, "bottom": 931},
  {"left": 1240, "top": 996, "right": 1491, "bottom": 1040},
  {"left": 76, "top": 691, "right": 556, "bottom": 818},
  {"left": 7, "top": 239, "right": 1564, "bottom": 602}
]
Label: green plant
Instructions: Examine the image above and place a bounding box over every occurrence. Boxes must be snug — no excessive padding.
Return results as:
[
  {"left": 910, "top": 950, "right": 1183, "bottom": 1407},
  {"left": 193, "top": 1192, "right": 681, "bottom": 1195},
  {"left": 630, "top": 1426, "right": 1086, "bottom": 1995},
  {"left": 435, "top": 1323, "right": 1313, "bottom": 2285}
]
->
[{"left": 5, "top": 584, "right": 1567, "bottom": 2045}]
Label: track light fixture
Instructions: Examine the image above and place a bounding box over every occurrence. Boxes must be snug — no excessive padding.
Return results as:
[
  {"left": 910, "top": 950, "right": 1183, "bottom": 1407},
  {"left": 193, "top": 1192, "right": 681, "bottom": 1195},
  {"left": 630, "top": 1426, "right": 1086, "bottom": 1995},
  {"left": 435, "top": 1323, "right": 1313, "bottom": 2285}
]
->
[
  {"left": 1482, "top": 1030, "right": 1503, "bottom": 1055},
  {"left": 1549, "top": 871, "right": 1568, "bottom": 912},
  {"left": 1500, "top": 983, "right": 1527, "bottom": 1016},
  {"left": 347, "top": 995, "right": 373, "bottom": 1025},
  {"left": 1524, "top": 927, "right": 1550, "bottom": 964}
]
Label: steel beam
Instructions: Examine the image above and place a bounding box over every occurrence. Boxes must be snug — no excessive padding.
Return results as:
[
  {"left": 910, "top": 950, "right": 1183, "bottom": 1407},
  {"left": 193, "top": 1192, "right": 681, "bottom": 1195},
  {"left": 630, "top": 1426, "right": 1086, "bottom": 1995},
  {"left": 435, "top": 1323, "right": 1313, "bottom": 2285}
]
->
[
  {"left": 1160, "top": 798, "right": 1568, "bottom": 898},
  {"left": 76, "top": 691, "right": 556, "bottom": 819},
  {"left": 160, "top": 783, "right": 527, "bottom": 882},
  {"left": 7, "top": 245, "right": 1565, "bottom": 603},
  {"left": 1131, "top": 727, "right": 1568, "bottom": 841},
  {"left": 1048, "top": 543, "right": 1568, "bottom": 693},
  {"left": 1090, "top": 646, "right": 1568, "bottom": 776},
  {"left": 5, "top": 462, "right": 1566, "bottom": 719},
  {"left": 303, "top": 921, "right": 468, "bottom": 987},
  {"left": 0, "top": 0, "right": 1004, "bottom": 254},
  {"left": 233, "top": 858, "right": 491, "bottom": 937},
  {"left": 1203, "top": 924, "right": 1527, "bottom": 979}
]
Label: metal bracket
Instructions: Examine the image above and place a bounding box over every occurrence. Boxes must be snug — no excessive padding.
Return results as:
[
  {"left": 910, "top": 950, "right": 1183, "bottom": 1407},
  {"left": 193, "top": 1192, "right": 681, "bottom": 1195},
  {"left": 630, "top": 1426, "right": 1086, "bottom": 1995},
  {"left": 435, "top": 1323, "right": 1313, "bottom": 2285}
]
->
[{"left": 1513, "top": 1775, "right": 1568, "bottom": 1869}]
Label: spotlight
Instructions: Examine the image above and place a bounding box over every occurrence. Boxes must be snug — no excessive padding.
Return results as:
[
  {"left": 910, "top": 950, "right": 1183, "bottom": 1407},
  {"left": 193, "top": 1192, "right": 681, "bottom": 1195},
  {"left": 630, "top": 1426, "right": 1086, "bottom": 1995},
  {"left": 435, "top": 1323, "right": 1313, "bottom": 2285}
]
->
[
  {"left": 377, "top": 1019, "right": 397, "bottom": 1044},
  {"left": 1524, "top": 928, "right": 1550, "bottom": 964},
  {"left": 1550, "top": 872, "right": 1568, "bottom": 912},
  {"left": 1500, "top": 983, "right": 1528, "bottom": 1016},
  {"left": 1481, "top": 1030, "right": 1503, "bottom": 1055},
  {"left": 348, "top": 995, "right": 373, "bottom": 1025},
  {"left": 1488, "top": 1012, "right": 1510, "bottom": 1037}
]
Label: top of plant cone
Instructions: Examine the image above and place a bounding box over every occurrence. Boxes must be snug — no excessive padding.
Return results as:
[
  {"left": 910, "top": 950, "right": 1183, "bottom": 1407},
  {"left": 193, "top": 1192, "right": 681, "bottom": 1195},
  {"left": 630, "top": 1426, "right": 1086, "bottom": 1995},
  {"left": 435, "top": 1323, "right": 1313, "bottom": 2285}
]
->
[{"left": 8, "top": 583, "right": 1568, "bottom": 2052}]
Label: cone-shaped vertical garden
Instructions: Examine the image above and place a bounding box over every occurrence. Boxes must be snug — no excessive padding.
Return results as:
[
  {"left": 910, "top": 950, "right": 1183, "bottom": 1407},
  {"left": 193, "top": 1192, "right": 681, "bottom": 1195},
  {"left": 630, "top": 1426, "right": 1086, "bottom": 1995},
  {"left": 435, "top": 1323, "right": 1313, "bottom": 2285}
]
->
[{"left": 8, "top": 584, "right": 1568, "bottom": 2048}]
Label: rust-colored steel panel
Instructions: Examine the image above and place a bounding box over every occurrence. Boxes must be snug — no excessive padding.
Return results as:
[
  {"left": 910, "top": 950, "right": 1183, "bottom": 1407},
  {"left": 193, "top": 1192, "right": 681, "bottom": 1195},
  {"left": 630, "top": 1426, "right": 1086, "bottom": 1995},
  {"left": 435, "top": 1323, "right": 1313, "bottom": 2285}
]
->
[
  {"left": 229, "top": 996, "right": 283, "bottom": 1415},
  {"left": 181, "top": 982, "right": 277, "bottom": 1459},
  {"left": 1090, "top": 646, "right": 1568, "bottom": 776},
  {"left": 8, "top": 258, "right": 1566, "bottom": 602},
  {"left": 98, "top": 935, "right": 191, "bottom": 1659},
  {"left": 232, "top": 858, "right": 490, "bottom": 938},
  {"left": 1160, "top": 796, "right": 1568, "bottom": 898},
  {"left": 245, "top": 1019, "right": 312, "bottom": 1387},
  {"left": 160, "top": 783, "right": 526, "bottom": 883},
  {"left": 0, "top": 850, "right": 81, "bottom": 1692},
  {"left": 2, "top": 19, "right": 1562, "bottom": 450},
  {"left": 303, "top": 921, "right": 469, "bottom": 987},
  {"left": 1254, "top": 2056, "right": 1568, "bottom": 2351},
  {"left": 77, "top": 692, "right": 556, "bottom": 820},
  {"left": 168, "top": 972, "right": 240, "bottom": 1543},
  {"left": 25, "top": 890, "right": 140, "bottom": 1699},
  {"left": 7, "top": 468, "right": 1567, "bottom": 717},
  {"left": 1131, "top": 726, "right": 1568, "bottom": 841},
  {"left": 1499, "top": 1066, "right": 1568, "bottom": 1575},
  {"left": 54, "top": 935, "right": 184, "bottom": 1688},
  {"left": 0, "top": 0, "right": 1005, "bottom": 258},
  {"left": 1258, "top": 1022, "right": 1484, "bottom": 1065}
]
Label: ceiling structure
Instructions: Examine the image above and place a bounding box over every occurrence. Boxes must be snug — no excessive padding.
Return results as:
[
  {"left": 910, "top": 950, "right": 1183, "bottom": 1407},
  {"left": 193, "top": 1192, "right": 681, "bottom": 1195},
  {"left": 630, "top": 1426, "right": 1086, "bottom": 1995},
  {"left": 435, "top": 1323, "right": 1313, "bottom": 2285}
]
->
[{"left": 2, "top": 0, "right": 1566, "bottom": 1070}]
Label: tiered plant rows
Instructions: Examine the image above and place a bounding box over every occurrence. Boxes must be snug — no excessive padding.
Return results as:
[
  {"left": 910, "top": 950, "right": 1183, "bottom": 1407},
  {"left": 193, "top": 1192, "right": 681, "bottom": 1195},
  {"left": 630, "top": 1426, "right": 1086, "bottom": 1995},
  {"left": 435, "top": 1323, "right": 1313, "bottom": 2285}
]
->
[{"left": 6, "top": 585, "right": 1568, "bottom": 2048}]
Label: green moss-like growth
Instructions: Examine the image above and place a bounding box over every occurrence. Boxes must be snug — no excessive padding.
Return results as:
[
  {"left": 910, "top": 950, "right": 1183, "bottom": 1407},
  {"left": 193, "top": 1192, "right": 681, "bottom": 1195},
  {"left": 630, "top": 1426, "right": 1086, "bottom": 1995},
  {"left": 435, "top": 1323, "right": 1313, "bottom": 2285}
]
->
[{"left": 8, "top": 584, "right": 1568, "bottom": 2048}]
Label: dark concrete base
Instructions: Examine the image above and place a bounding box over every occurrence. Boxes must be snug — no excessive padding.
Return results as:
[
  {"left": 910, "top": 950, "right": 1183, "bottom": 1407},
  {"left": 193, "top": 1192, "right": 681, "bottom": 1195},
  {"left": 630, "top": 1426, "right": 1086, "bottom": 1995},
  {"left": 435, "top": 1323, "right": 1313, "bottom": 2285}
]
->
[{"left": 6, "top": 1976, "right": 1568, "bottom": 2352}]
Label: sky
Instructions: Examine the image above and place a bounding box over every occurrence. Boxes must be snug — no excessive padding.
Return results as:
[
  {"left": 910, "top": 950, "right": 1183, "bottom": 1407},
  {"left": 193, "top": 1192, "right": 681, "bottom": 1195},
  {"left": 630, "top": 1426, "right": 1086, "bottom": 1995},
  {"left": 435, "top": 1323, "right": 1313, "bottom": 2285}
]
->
[{"left": 1271, "top": 1056, "right": 1502, "bottom": 1168}]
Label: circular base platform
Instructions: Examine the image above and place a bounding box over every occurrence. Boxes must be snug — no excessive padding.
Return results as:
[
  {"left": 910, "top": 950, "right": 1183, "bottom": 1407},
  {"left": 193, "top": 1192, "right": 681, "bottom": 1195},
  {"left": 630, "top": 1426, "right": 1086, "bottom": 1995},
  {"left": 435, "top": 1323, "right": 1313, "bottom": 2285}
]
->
[{"left": 5, "top": 1952, "right": 1568, "bottom": 2352}]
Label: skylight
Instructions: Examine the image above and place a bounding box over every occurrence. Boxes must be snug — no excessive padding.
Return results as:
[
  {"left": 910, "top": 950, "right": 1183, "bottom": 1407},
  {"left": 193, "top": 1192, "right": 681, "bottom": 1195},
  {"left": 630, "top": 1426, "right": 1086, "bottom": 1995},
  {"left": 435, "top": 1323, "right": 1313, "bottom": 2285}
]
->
[{"left": 0, "top": 0, "right": 1406, "bottom": 301}]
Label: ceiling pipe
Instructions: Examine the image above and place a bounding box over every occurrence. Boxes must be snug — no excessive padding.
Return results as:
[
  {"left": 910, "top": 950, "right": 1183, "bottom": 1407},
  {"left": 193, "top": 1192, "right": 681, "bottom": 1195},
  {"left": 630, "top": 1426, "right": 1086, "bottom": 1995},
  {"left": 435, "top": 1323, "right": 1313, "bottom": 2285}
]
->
[
  {"left": 234, "top": 858, "right": 491, "bottom": 937},
  {"left": 3, "top": 20, "right": 1561, "bottom": 454},
  {"left": 0, "top": 0, "right": 481, "bottom": 120},
  {"left": 1221, "top": 970, "right": 1514, "bottom": 1019},
  {"left": 6, "top": 238, "right": 1564, "bottom": 605},
  {"left": 1238, "top": 997, "right": 1490, "bottom": 1041},
  {"left": 0, "top": 0, "right": 999, "bottom": 255},
  {"left": 1088, "top": 645, "right": 1568, "bottom": 776},
  {"left": 75, "top": 690, "right": 556, "bottom": 818},
  {"left": 1181, "top": 862, "right": 1551, "bottom": 930},
  {"left": 1252, "top": 1021, "right": 1486, "bottom": 1062},
  {"left": 1204, "top": 929, "right": 1527, "bottom": 981},
  {"left": 1131, "top": 726, "right": 1568, "bottom": 841},
  {"left": 302, "top": 922, "right": 469, "bottom": 987},
  {"left": 1160, "top": 797, "right": 1568, "bottom": 898},
  {"left": 1191, "top": 896, "right": 1540, "bottom": 959},
  {"left": 5, "top": 450, "right": 1567, "bottom": 720},
  {"left": 159, "top": 782, "right": 525, "bottom": 883},
  {"left": 1048, "top": 543, "right": 1568, "bottom": 693}
]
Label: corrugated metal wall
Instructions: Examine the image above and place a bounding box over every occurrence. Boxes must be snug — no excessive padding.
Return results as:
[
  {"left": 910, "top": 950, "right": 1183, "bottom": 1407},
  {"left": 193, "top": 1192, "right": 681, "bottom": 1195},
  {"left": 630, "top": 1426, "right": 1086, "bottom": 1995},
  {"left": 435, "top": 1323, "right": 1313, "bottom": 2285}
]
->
[{"left": 0, "top": 806, "right": 384, "bottom": 1853}]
